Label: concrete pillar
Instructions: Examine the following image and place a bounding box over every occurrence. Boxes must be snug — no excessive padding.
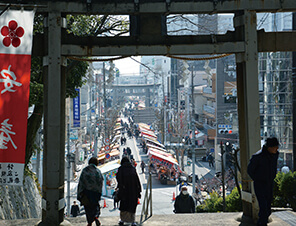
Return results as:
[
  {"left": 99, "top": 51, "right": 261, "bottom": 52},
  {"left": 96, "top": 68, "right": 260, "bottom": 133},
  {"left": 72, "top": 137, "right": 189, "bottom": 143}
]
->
[
  {"left": 40, "top": 6, "right": 66, "bottom": 225},
  {"left": 234, "top": 10, "right": 261, "bottom": 221}
]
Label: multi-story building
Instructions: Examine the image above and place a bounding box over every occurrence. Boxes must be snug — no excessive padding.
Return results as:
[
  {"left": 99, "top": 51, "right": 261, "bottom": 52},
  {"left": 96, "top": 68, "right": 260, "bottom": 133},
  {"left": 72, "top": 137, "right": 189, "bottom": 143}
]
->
[
  {"left": 140, "top": 56, "right": 171, "bottom": 107},
  {"left": 257, "top": 13, "right": 293, "bottom": 169}
]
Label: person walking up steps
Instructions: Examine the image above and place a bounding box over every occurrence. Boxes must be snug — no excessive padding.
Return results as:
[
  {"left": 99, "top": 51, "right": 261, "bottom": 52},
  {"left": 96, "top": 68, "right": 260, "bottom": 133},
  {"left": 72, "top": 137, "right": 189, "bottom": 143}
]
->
[
  {"left": 174, "top": 185, "right": 195, "bottom": 214},
  {"left": 70, "top": 201, "right": 80, "bottom": 217}
]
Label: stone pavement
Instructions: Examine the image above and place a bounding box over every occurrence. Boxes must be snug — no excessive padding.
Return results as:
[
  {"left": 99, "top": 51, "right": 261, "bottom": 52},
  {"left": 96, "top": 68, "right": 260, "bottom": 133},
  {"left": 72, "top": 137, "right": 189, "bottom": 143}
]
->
[{"left": 1, "top": 211, "right": 295, "bottom": 226}]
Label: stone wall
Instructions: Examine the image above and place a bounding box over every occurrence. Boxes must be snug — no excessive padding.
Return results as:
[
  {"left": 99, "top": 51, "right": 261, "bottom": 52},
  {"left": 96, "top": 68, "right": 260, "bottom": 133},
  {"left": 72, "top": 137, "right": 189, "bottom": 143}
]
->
[{"left": 0, "top": 176, "right": 41, "bottom": 220}]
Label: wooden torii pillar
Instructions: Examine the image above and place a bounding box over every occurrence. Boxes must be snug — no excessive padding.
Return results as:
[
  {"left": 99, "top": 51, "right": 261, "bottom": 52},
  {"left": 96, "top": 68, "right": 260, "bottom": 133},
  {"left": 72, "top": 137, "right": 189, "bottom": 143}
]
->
[{"left": 235, "top": 10, "right": 261, "bottom": 221}]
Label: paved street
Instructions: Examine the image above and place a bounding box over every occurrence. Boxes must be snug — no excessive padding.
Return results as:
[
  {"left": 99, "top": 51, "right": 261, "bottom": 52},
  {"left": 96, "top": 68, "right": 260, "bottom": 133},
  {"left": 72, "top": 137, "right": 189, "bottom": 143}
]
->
[{"left": 64, "top": 126, "right": 219, "bottom": 220}]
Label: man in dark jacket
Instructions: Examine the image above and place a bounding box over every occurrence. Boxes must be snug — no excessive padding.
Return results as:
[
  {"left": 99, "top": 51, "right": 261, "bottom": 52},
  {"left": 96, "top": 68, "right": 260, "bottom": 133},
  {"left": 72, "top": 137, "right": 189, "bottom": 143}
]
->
[
  {"left": 247, "top": 137, "right": 279, "bottom": 226},
  {"left": 70, "top": 201, "right": 80, "bottom": 217},
  {"left": 174, "top": 186, "right": 195, "bottom": 213}
]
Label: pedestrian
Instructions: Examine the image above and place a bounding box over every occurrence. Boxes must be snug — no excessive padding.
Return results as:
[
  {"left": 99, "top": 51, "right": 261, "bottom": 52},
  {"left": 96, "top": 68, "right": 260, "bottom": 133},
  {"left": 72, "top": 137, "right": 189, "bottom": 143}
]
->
[
  {"left": 126, "top": 147, "right": 131, "bottom": 157},
  {"left": 133, "top": 159, "right": 137, "bottom": 168},
  {"left": 112, "top": 188, "right": 120, "bottom": 209},
  {"left": 140, "top": 161, "right": 146, "bottom": 174},
  {"left": 281, "top": 162, "right": 290, "bottom": 173},
  {"left": 70, "top": 201, "right": 80, "bottom": 217},
  {"left": 77, "top": 157, "right": 103, "bottom": 226},
  {"left": 247, "top": 137, "right": 279, "bottom": 226},
  {"left": 174, "top": 186, "right": 195, "bottom": 213},
  {"left": 208, "top": 154, "right": 214, "bottom": 167},
  {"left": 116, "top": 156, "right": 141, "bottom": 226}
]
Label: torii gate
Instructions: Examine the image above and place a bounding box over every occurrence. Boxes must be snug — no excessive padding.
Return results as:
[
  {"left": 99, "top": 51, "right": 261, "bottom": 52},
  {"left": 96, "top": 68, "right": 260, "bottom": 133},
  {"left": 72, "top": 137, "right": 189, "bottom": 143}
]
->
[
  {"left": 2, "top": 0, "right": 296, "bottom": 225},
  {"left": 112, "top": 83, "right": 161, "bottom": 107}
]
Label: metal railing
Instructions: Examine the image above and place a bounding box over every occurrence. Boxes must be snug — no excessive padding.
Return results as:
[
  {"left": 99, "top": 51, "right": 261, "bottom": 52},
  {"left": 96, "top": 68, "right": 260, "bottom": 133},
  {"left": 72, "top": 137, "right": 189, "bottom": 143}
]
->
[{"left": 140, "top": 172, "right": 152, "bottom": 224}]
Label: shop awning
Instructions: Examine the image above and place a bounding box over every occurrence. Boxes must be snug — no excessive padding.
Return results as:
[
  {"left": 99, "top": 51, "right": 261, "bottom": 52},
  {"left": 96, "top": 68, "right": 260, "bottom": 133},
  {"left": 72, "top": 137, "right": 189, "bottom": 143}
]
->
[
  {"left": 110, "top": 150, "right": 120, "bottom": 157},
  {"left": 112, "top": 134, "right": 121, "bottom": 142},
  {"left": 98, "top": 153, "right": 106, "bottom": 161},
  {"left": 148, "top": 149, "right": 178, "bottom": 166},
  {"left": 100, "top": 143, "right": 119, "bottom": 152},
  {"left": 146, "top": 143, "right": 166, "bottom": 152},
  {"left": 138, "top": 123, "right": 152, "bottom": 131},
  {"left": 99, "top": 161, "right": 120, "bottom": 174},
  {"left": 143, "top": 135, "right": 165, "bottom": 148},
  {"left": 141, "top": 131, "right": 157, "bottom": 139},
  {"left": 114, "top": 126, "right": 123, "bottom": 131}
]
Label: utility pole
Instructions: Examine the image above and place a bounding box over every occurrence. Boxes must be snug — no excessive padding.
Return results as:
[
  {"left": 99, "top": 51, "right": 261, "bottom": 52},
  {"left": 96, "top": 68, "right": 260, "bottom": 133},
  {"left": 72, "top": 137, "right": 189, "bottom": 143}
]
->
[
  {"left": 153, "top": 74, "right": 156, "bottom": 107},
  {"left": 103, "top": 62, "right": 107, "bottom": 139},
  {"left": 88, "top": 83, "right": 92, "bottom": 150},
  {"left": 293, "top": 12, "right": 296, "bottom": 172},
  {"left": 191, "top": 66, "right": 196, "bottom": 196},
  {"left": 163, "top": 72, "right": 167, "bottom": 144},
  {"left": 66, "top": 101, "right": 71, "bottom": 217},
  {"left": 93, "top": 74, "right": 99, "bottom": 157},
  {"left": 220, "top": 141, "right": 226, "bottom": 212}
]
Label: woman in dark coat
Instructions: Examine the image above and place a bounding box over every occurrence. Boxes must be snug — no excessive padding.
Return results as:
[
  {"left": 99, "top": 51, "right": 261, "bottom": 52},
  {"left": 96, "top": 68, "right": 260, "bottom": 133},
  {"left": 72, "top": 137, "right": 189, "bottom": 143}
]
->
[{"left": 116, "top": 156, "right": 141, "bottom": 226}]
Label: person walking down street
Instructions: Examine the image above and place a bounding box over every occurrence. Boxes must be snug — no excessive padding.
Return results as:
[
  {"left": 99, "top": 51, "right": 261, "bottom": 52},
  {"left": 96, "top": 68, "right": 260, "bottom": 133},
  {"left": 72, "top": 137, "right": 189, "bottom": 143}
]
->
[
  {"left": 140, "top": 161, "right": 146, "bottom": 174},
  {"left": 116, "top": 156, "right": 142, "bottom": 226},
  {"left": 174, "top": 186, "right": 195, "bottom": 213},
  {"left": 132, "top": 159, "right": 137, "bottom": 168},
  {"left": 70, "top": 201, "right": 80, "bottom": 217},
  {"left": 77, "top": 157, "right": 103, "bottom": 226},
  {"left": 247, "top": 137, "right": 279, "bottom": 226},
  {"left": 126, "top": 147, "right": 132, "bottom": 158},
  {"left": 208, "top": 154, "right": 214, "bottom": 167}
]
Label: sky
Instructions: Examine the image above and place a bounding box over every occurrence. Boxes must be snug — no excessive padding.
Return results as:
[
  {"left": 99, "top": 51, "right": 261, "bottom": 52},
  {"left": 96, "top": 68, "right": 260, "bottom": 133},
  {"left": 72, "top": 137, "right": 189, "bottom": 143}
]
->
[{"left": 114, "top": 56, "right": 141, "bottom": 75}]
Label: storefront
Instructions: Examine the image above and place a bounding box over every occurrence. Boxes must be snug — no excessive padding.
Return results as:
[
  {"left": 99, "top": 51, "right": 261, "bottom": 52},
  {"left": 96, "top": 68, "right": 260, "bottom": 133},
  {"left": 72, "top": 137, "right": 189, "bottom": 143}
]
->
[
  {"left": 148, "top": 149, "right": 181, "bottom": 185},
  {"left": 99, "top": 160, "right": 120, "bottom": 197}
]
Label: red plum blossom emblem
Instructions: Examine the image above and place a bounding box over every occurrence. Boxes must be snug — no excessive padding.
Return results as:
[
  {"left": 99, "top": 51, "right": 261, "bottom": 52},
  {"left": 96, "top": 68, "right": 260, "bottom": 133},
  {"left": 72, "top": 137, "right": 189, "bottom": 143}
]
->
[{"left": 1, "top": 20, "right": 24, "bottom": 48}]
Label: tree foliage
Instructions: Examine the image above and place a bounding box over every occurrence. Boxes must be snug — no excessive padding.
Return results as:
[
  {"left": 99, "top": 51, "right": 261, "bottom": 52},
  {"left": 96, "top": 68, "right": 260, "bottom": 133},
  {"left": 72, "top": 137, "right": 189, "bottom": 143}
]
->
[
  {"left": 272, "top": 171, "right": 288, "bottom": 207},
  {"left": 66, "top": 15, "right": 129, "bottom": 37},
  {"left": 196, "top": 187, "right": 242, "bottom": 213},
  {"left": 278, "top": 171, "right": 296, "bottom": 211},
  {"left": 225, "top": 186, "right": 242, "bottom": 212},
  {"left": 196, "top": 191, "right": 223, "bottom": 212}
]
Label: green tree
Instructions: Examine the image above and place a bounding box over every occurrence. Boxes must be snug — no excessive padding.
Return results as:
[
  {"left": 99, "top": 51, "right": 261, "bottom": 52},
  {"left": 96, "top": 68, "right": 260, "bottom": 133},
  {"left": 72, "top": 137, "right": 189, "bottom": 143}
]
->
[
  {"left": 279, "top": 171, "right": 296, "bottom": 211},
  {"left": 272, "top": 172, "right": 288, "bottom": 207},
  {"left": 196, "top": 191, "right": 223, "bottom": 213}
]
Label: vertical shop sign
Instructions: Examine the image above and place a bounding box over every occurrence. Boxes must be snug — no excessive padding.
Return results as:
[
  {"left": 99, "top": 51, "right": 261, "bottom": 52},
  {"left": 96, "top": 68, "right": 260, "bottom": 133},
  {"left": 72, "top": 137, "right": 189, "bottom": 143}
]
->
[
  {"left": 73, "top": 88, "right": 80, "bottom": 127},
  {"left": 0, "top": 10, "right": 35, "bottom": 185}
]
